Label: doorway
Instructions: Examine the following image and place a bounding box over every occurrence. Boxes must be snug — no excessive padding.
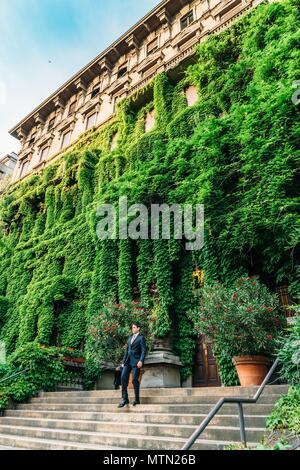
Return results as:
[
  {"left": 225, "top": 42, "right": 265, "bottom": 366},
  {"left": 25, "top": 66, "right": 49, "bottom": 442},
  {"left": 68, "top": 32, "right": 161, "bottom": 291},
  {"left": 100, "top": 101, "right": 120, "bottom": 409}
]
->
[{"left": 193, "top": 335, "right": 221, "bottom": 387}]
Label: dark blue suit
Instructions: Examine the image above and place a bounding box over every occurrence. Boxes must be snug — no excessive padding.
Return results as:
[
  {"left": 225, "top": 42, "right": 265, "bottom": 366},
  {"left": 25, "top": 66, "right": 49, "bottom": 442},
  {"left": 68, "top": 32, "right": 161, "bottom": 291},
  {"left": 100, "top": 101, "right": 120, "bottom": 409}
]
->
[{"left": 121, "top": 333, "right": 147, "bottom": 401}]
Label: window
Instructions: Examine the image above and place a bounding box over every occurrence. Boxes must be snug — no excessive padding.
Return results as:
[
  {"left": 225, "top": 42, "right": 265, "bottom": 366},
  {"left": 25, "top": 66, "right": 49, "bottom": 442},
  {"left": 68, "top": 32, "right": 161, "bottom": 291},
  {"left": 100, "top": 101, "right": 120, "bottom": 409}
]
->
[
  {"left": 40, "top": 146, "right": 49, "bottom": 162},
  {"left": 145, "top": 110, "right": 155, "bottom": 133},
  {"left": 48, "top": 117, "right": 55, "bottom": 131},
  {"left": 111, "top": 132, "right": 118, "bottom": 150},
  {"left": 28, "top": 133, "right": 36, "bottom": 146},
  {"left": 68, "top": 101, "right": 76, "bottom": 116},
  {"left": 117, "top": 66, "right": 128, "bottom": 79},
  {"left": 147, "top": 38, "right": 158, "bottom": 56},
  {"left": 184, "top": 85, "right": 198, "bottom": 106},
  {"left": 86, "top": 113, "right": 97, "bottom": 130},
  {"left": 61, "top": 130, "right": 72, "bottom": 149},
  {"left": 91, "top": 86, "right": 100, "bottom": 99},
  {"left": 180, "top": 11, "right": 194, "bottom": 30},
  {"left": 20, "top": 160, "right": 29, "bottom": 178}
]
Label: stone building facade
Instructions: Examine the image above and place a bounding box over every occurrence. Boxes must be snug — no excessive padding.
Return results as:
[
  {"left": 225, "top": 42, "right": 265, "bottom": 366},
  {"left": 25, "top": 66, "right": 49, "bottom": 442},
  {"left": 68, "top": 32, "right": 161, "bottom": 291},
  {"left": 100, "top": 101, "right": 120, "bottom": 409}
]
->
[
  {"left": 0, "top": 152, "right": 18, "bottom": 180},
  {"left": 9, "top": 0, "right": 270, "bottom": 184}
]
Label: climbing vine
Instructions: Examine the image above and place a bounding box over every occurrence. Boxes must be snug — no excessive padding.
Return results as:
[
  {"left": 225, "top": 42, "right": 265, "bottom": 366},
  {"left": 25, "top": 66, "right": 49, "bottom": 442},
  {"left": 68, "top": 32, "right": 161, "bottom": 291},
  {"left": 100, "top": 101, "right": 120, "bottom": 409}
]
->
[{"left": 0, "top": 0, "right": 299, "bottom": 388}]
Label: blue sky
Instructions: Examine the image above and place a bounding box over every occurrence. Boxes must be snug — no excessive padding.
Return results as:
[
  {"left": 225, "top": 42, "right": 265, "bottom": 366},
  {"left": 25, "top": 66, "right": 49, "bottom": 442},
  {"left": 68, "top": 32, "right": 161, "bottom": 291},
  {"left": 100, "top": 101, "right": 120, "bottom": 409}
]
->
[{"left": 0, "top": 0, "right": 159, "bottom": 155}]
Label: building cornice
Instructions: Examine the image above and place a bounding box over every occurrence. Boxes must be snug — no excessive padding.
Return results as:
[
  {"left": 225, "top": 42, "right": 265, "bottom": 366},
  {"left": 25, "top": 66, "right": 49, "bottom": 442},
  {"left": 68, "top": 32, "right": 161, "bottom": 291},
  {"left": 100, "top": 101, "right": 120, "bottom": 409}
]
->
[{"left": 9, "top": 0, "right": 189, "bottom": 139}]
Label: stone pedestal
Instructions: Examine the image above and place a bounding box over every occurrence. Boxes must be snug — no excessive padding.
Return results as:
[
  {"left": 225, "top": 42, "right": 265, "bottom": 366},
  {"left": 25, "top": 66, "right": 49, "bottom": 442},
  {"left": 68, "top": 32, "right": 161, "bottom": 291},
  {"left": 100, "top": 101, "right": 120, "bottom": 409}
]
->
[
  {"left": 95, "top": 362, "right": 116, "bottom": 390},
  {"left": 141, "top": 349, "right": 182, "bottom": 388},
  {"left": 182, "top": 375, "right": 193, "bottom": 388}
]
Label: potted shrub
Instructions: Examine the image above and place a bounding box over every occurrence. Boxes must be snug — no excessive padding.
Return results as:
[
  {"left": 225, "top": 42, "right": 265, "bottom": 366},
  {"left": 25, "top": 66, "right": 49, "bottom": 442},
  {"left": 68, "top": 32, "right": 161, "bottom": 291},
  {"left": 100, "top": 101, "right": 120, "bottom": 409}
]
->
[
  {"left": 188, "top": 276, "right": 287, "bottom": 386},
  {"left": 87, "top": 300, "right": 151, "bottom": 388}
]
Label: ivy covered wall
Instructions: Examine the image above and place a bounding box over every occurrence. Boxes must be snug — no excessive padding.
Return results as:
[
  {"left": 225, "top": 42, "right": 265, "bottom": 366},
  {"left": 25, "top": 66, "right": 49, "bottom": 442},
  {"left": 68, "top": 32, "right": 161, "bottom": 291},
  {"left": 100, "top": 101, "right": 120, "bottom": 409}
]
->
[{"left": 0, "top": 0, "right": 299, "bottom": 384}]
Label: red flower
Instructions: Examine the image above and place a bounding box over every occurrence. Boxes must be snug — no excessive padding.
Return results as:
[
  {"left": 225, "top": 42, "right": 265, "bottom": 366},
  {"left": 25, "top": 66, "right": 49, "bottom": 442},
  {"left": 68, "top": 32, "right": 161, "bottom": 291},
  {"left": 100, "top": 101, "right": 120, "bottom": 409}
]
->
[{"left": 246, "top": 307, "right": 253, "bottom": 312}]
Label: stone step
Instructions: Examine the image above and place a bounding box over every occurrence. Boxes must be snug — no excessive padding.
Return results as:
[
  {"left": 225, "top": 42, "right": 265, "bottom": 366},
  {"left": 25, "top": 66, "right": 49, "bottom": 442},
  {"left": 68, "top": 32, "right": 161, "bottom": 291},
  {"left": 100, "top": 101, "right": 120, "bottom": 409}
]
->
[
  {"left": 15, "top": 402, "right": 275, "bottom": 414},
  {"left": 0, "top": 444, "right": 27, "bottom": 450},
  {"left": 40, "top": 385, "right": 288, "bottom": 398},
  {"left": 4, "top": 410, "right": 267, "bottom": 428},
  {"left": 0, "top": 425, "right": 259, "bottom": 450},
  {"left": 0, "top": 433, "right": 128, "bottom": 450},
  {"left": 0, "top": 417, "right": 266, "bottom": 441},
  {"left": 0, "top": 385, "right": 288, "bottom": 450},
  {"left": 29, "top": 395, "right": 280, "bottom": 405}
]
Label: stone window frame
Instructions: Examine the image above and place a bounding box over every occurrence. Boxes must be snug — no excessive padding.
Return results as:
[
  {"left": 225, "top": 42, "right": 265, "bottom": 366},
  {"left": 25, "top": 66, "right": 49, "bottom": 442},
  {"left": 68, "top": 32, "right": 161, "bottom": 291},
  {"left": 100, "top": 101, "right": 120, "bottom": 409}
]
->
[
  {"left": 39, "top": 145, "right": 50, "bottom": 163},
  {"left": 180, "top": 10, "right": 194, "bottom": 31},
  {"left": 85, "top": 111, "right": 98, "bottom": 131},
  {"left": 60, "top": 129, "right": 72, "bottom": 150},
  {"left": 47, "top": 116, "right": 56, "bottom": 132},
  {"left": 147, "top": 37, "right": 159, "bottom": 56},
  {"left": 91, "top": 85, "right": 100, "bottom": 99},
  {"left": 27, "top": 130, "right": 37, "bottom": 147},
  {"left": 117, "top": 63, "right": 128, "bottom": 80},
  {"left": 19, "top": 158, "right": 30, "bottom": 178},
  {"left": 68, "top": 99, "right": 77, "bottom": 116}
]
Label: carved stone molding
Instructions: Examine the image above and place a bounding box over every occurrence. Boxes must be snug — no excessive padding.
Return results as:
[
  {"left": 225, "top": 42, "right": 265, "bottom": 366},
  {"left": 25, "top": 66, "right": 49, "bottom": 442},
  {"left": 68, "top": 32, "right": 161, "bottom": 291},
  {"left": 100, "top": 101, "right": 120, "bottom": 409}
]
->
[
  {"left": 156, "top": 7, "right": 172, "bottom": 27},
  {"left": 53, "top": 96, "right": 65, "bottom": 111},
  {"left": 213, "top": 0, "right": 243, "bottom": 20},
  {"left": 34, "top": 112, "right": 46, "bottom": 126},
  {"left": 98, "top": 57, "right": 113, "bottom": 74},
  {"left": 137, "top": 50, "right": 165, "bottom": 75},
  {"left": 171, "top": 21, "right": 203, "bottom": 49},
  {"left": 35, "top": 132, "right": 55, "bottom": 150},
  {"left": 75, "top": 78, "right": 88, "bottom": 96},
  {"left": 80, "top": 101, "right": 101, "bottom": 123},
  {"left": 125, "top": 33, "right": 141, "bottom": 51},
  {"left": 56, "top": 115, "right": 76, "bottom": 135}
]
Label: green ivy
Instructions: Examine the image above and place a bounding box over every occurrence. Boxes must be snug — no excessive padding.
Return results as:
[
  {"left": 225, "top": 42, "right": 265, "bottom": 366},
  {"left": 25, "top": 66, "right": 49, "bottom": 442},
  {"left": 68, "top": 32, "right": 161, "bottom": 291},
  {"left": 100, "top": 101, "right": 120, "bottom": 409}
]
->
[{"left": 0, "top": 0, "right": 299, "bottom": 390}]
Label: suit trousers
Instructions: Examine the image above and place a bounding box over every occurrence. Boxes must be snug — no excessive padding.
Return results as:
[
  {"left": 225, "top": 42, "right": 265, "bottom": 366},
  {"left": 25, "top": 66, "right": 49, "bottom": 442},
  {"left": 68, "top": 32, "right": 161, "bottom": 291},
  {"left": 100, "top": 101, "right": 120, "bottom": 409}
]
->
[{"left": 121, "top": 364, "right": 140, "bottom": 401}]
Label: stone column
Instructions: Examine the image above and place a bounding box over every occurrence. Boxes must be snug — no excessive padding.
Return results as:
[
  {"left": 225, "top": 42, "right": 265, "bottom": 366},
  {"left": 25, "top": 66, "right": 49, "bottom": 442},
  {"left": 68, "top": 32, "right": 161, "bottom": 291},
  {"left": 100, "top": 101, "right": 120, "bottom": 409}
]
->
[
  {"left": 141, "top": 334, "right": 182, "bottom": 388},
  {"left": 95, "top": 362, "right": 117, "bottom": 390}
]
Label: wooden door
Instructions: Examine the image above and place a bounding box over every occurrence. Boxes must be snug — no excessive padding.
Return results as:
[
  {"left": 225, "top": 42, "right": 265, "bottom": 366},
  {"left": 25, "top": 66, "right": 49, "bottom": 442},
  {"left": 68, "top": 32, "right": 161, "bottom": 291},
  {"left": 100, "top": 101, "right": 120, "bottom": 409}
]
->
[{"left": 193, "top": 335, "right": 221, "bottom": 387}]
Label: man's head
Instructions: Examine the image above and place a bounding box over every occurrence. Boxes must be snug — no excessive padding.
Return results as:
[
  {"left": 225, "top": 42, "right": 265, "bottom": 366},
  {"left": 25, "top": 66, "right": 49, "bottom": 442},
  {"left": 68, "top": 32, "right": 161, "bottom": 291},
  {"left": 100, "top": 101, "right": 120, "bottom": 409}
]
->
[{"left": 132, "top": 322, "right": 141, "bottom": 334}]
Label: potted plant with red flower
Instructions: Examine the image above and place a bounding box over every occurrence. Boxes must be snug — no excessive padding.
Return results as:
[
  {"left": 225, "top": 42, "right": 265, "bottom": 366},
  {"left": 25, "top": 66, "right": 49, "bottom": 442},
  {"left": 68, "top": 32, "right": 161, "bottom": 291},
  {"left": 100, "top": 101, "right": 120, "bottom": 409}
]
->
[
  {"left": 87, "top": 300, "right": 151, "bottom": 387},
  {"left": 188, "top": 276, "right": 287, "bottom": 386}
]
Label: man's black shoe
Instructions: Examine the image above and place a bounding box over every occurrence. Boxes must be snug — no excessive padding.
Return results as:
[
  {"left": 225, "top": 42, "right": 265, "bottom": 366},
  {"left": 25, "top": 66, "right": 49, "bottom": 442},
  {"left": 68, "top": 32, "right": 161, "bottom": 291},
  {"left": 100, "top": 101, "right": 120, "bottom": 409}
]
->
[
  {"left": 118, "top": 399, "right": 129, "bottom": 408},
  {"left": 132, "top": 400, "right": 140, "bottom": 406}
]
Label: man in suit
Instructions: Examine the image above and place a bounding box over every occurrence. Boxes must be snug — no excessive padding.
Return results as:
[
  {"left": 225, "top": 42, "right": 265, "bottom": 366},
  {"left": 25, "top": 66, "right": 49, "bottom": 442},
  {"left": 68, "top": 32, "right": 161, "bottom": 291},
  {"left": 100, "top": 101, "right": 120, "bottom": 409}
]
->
[{"left": 118, "top": 322, "right": 147, "bottom": 408}]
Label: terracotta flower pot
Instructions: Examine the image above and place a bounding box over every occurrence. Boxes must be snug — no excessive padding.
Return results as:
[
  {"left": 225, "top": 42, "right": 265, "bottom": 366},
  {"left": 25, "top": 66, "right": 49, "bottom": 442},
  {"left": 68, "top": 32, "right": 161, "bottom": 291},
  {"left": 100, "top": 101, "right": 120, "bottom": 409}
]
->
[
  {"left": 63, "top": 356, "right": 85, "bottom": 364},
  {"left": 232, "top": 355, "right": 272, "bottom": 386}
]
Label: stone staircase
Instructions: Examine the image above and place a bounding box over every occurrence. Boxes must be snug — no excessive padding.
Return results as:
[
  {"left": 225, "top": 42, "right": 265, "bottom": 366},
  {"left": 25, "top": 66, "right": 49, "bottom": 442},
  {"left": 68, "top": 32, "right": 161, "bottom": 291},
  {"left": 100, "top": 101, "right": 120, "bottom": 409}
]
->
[{"left": 0, "top": 385, "right": 288, "bottom": 450}]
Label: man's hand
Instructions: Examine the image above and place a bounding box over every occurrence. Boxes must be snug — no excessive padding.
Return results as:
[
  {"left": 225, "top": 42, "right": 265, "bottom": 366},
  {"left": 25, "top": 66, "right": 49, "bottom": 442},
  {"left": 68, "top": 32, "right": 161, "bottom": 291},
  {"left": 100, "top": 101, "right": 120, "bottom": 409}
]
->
[{"left": 137, "top": 361, "right": 143, "bottom": 369}]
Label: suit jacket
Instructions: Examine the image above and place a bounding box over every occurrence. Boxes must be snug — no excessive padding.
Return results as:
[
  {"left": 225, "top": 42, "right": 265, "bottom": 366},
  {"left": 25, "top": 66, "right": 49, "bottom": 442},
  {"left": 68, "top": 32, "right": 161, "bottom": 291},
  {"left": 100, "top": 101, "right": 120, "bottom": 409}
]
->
[{"left": 122, "top": 334, "right": 147, "bottom": 367}]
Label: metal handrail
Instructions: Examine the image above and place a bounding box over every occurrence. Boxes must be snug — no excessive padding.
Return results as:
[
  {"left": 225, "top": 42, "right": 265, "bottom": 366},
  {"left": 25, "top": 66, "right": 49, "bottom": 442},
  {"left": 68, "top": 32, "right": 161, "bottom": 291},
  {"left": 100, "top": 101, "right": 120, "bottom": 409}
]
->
[
  {"left": 182, "top": 358, "right": 280, "bottom": 450},
  {"left": 0, "top": 367, "right": 30, "bottom": 385}
]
